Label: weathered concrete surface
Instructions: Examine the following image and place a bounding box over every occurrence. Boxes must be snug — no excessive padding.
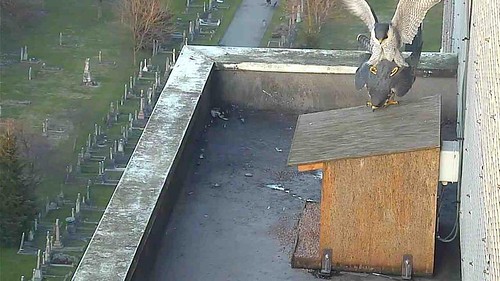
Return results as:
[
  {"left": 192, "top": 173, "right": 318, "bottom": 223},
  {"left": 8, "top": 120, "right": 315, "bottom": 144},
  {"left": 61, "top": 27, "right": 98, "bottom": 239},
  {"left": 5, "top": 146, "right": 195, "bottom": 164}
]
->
[
  {"left": 212, "top": 71, "right": 457, "bottom": 122},
  {"left": 219, "top": 0, "right": 274, "bottom": 47},
  {"left": 191, "top": 46, "right": 458, "bottom": 73},
  {"left": 149, "top": 109, "right": 460, "bottom": 281},
  {"left": 72, "top": 48, "right": 214, "bottom": 281}
]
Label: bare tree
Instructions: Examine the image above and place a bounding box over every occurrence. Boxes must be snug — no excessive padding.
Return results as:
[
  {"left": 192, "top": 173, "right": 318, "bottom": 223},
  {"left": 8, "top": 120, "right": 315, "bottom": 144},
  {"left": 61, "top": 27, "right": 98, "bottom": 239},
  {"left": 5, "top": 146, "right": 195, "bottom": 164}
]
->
[
  {"left": 284, "top": 0, "right": 336, "bottom": 47},
  {"left": 118, "top": 0, "right": 175, "bottom": 64},
  {"left": 304, "top": 0, "right": 335, "bottom": 33}
]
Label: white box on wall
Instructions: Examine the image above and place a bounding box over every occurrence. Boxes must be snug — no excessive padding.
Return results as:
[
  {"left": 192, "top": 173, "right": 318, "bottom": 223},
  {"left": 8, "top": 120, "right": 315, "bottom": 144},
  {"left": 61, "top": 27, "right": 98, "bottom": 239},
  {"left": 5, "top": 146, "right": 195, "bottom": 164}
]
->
[{"left": 439, "top": 141, "right": 460, "bottom": 185}]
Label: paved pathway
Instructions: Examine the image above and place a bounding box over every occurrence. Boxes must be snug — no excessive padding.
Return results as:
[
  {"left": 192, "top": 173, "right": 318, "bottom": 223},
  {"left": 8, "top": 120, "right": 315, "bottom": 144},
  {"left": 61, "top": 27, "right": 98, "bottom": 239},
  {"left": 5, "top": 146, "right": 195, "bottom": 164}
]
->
[{"left": 219, "top": 0, "right": 276, "bottom": 47}]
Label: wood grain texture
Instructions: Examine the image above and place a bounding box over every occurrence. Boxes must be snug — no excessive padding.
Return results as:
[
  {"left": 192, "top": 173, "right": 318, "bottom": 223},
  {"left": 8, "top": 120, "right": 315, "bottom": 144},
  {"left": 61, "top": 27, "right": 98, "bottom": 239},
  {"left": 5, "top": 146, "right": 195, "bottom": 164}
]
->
[
  {"left": 287, "top": 95, "right": 441, "bottom": 166},
  {"left": 319, "top": 148, "right": 440, "bottom": 275}
]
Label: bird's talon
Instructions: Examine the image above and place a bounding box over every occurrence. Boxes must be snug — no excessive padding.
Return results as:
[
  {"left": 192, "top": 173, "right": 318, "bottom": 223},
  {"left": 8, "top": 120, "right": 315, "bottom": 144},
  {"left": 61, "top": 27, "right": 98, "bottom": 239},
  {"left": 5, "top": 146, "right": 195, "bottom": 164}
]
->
[
  {"left": 366, "top": 101, "right": 373, "bottom": 107},
  {"left": 390, "top": 66, "right": 399, "bottom": 76},
  {"left": 384, "top": 100, "right": 399, "bottom": 106}
]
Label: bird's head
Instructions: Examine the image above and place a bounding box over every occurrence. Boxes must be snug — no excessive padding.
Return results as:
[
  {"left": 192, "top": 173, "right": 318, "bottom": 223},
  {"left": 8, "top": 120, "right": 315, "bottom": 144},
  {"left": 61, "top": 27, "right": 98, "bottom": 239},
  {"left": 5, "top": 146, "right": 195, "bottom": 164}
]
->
[{"left": 374, "top": 23, "right": 390, "bottom": 43}]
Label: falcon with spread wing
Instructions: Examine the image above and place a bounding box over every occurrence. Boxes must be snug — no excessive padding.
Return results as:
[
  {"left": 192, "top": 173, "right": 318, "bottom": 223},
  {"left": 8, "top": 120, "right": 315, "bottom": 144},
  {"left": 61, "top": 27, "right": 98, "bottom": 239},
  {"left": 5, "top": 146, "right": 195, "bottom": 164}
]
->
[
  {"left": 341, "top": 0, "right": 440, "bottom": 69},
  {"left": 355, "top": 28, "right": 423, "bottom": 110}
]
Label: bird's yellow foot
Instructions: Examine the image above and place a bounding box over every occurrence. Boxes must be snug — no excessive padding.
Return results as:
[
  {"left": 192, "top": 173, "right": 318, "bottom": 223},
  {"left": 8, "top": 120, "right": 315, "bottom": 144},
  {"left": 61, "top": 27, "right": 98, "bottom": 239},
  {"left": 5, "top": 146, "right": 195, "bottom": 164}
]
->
[
  {"left": 384, "top": 99, "right": 399, "bottom": 106},
  {"left": 366, "top": 101, "right": 379, "bottom": 111}
]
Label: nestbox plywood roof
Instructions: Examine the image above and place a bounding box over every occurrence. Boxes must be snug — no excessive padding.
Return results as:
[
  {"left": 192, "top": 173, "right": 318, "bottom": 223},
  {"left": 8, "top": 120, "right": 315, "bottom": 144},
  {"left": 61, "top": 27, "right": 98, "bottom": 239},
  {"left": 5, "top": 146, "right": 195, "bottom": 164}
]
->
[{"left": 288, "top": 95, "right": 441, "bottom": 166}]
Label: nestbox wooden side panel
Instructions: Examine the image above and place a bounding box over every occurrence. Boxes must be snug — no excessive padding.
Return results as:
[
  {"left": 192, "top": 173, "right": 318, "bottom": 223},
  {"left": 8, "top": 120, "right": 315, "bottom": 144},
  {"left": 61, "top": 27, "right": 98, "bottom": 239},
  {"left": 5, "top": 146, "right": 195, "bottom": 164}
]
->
[{"left": 319, "top": 148, "right": 440, "bottom": 275}]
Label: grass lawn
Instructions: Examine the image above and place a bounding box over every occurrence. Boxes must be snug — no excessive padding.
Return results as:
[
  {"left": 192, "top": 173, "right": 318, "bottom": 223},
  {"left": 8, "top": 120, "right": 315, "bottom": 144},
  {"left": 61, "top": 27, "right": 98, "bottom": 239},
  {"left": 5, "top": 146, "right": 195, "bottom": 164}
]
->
[
  {"left": 0, "top": 0, "right": 135, "bottom": 279},
  {"left": 0, "top": 0, "right": 241, "bottom": 279},
  {"left": 0, "top": 248, "right": 36, "bottom": 279},
  {"left": 263, "top": 0, "right": 443, "bottom": 51}
]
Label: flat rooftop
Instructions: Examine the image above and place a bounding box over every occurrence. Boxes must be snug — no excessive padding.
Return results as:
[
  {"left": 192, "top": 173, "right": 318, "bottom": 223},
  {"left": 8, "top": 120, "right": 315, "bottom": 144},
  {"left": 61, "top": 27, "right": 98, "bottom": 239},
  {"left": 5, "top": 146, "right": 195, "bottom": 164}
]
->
[{"left": 149, "top": 108, "right": 460, "bottom": 281}]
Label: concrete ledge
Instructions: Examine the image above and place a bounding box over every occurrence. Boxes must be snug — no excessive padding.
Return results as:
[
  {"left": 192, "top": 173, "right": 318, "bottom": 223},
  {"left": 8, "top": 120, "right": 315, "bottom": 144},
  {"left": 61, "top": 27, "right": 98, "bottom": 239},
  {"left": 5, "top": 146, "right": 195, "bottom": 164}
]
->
[
  {"left": 73, "top": 46, "right": 458, "bottom": 280},
  {"left": 191, "top": 46, "right": 458, "bottom": 76},
  {"left": 72, "top": 47, "right": 213, "bottom": 281}
]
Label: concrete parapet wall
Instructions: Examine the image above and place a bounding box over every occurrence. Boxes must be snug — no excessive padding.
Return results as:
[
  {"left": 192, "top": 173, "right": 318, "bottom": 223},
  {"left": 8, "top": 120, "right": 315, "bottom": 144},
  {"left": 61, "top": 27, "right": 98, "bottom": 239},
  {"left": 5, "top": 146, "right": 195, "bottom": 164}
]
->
[{"left": 212, "top": 71, "right": 457, "bottom": 122}]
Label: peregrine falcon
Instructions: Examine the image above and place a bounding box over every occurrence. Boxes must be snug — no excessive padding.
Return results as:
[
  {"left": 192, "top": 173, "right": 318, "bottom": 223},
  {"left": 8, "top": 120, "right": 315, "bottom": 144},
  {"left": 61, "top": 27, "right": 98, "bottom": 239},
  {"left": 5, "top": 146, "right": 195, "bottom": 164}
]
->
[
  {"left": 341, "top": 0, "right": 439, "bottom": 68},
  {"left": 355, "top": 28, "right": 423, "bottom": 110}
]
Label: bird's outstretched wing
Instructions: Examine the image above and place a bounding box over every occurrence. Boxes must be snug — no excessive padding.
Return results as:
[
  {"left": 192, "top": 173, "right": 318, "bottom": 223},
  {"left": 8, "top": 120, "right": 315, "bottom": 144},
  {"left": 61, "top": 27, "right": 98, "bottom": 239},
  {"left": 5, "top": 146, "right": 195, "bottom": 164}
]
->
[
  {"left": 340, "top": 0, "right": 378, "bottom": 31},
  {"left": 391, "top": 0, "right": 441, "bottom": 45}
]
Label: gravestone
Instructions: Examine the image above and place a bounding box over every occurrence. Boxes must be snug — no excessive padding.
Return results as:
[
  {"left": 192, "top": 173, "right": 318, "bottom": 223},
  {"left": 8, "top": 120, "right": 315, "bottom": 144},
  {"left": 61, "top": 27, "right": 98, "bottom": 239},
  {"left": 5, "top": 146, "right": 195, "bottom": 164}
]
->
[
  {"left": 109, "top": 147, "right": 114, "bottom": 161},
  {"left": 45, "top": 233, "right": 51, "bottom": 262},
  {"left": 138, "top": 97, "right": 145, "bottom": 120},
  {"left": 82, "top": 58, "right": 93, "bottom": 86},
  {"left": 23, "top": 46, "right": 28, "bottom": 61},
  {"left": 42, "top": 121, "right": 48, "bottom": 137},
  {"left": 75, "top": 193, "right": 81, "bottom": 217},
  {"left": 155, "top": 71, "right": 160, "bottom": 87},
  {"left": 33, "top": 250, "right": 42, "bottom": 281},
  {"left": 28, "top": 230, "right": 34, "bottom": 242},
  {"left": 115, "top": 100, "right": 120, "bottom": 116},
  {"left": 118, "top": 139, "right": 125, "bottom": 154},
  {"left": 18, "top": 232, "right": 25, "bottom": 253},
  {"left": 165, "top": 57, "right": 171, "bottom": 74},
  {"left": 86, "top": 181, "right": 91, "bottom": 203},
  {"left": 76, "top": 158, "right": 81, "bottom": 173},
  {"left": 124, "top": 84, "right": 128, "bottom": 100},
  {"left": 66, "top": 216, "right": 76, "bottom": 234},
  {"left": 53, "top": 219, "right": 63, "bottom": 248}
]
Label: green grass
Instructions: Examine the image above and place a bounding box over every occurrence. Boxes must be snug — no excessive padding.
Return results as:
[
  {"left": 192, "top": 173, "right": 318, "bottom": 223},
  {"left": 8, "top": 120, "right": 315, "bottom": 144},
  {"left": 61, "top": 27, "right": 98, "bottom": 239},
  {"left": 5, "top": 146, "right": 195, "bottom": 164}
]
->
[
  {"left": 0, "top": 0, "right": 244, "bottom": 278},
  {"left": 0, "top": 248, "right": 36, "bottom": 280},
  {"left": 264, "top": 0, "right": 443, "bottom": 51},
  {"left": 0, "top": 0, "right": 137, "bottom": 279}
]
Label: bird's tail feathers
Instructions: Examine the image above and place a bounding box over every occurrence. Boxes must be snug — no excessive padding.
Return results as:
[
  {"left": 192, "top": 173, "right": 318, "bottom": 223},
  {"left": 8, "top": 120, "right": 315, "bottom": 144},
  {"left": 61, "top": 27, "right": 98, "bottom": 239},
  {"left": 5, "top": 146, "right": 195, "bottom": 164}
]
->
[{"left": 357, "top": 34, "right": 372, "bottom": 52}]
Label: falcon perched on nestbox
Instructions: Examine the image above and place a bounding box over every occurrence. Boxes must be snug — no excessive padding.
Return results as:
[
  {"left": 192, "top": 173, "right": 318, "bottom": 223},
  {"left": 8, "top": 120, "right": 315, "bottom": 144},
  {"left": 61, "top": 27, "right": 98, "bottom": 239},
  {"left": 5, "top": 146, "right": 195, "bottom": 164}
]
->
[
  {"left": 341, "top": 0, "right": 440, "bottom": 70},
  {"left": 354, "top": 28, "right": 423, "bottom": 110}
]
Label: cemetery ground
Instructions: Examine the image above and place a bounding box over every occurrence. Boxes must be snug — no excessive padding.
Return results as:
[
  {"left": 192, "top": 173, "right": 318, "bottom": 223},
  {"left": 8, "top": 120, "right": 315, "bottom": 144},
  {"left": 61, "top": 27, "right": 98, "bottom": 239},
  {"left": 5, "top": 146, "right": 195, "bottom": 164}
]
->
[
  {"left": 261, "top": 0, "right": 444, "bottom": 51},
  {"left": 0, "top": 0, "right": 241, "bottom": 279}
]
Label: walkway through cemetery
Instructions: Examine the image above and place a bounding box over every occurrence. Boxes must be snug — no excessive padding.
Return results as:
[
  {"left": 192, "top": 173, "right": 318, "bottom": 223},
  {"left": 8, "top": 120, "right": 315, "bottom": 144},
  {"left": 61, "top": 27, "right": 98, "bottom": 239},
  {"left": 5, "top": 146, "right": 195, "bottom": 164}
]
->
[{"left": 219, "top": 0, "right": 276, "bottom": 46}]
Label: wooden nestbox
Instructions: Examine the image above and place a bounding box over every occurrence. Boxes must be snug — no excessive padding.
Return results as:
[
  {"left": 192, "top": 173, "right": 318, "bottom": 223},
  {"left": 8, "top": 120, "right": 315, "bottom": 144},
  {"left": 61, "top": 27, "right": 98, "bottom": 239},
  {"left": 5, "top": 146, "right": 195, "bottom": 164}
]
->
[{"left": 288, "top": 95, "right": 441, "bottom": 276}]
